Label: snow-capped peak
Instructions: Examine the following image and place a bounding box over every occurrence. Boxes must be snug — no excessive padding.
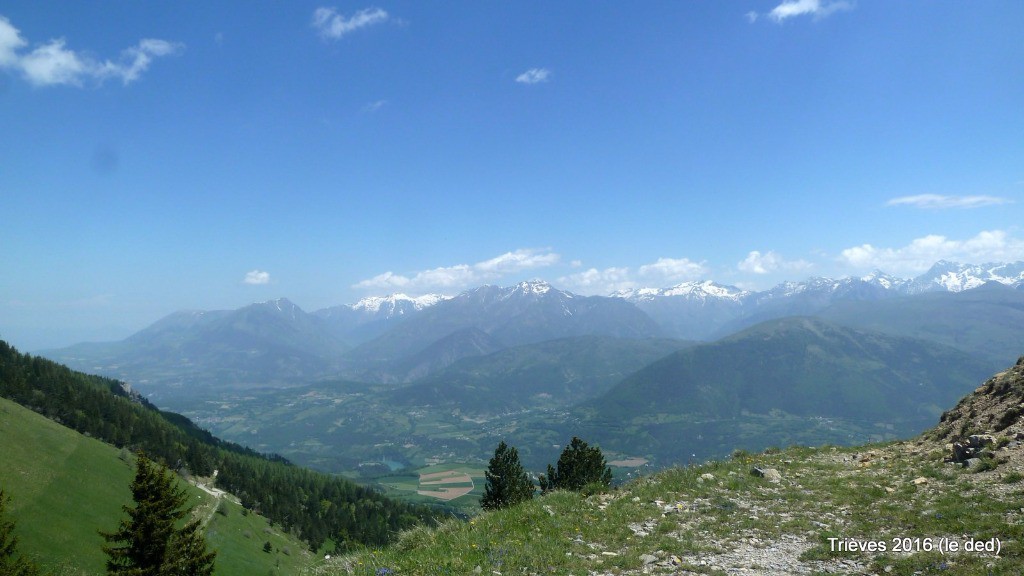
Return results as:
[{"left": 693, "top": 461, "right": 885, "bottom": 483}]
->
[
  {"left": 860, "top": 270, "right": 899, "bottom": 287},
  {"left": 352, "top": 293, "right": 450, "bottom": 314},
  {"left": 614, "top": 280, "right": 751, "bottom": 303},
  {"left": 662, "top": 280, "right": 751, "bottom": 302},
  {"left": 508, "top": 280, "right": 556, "bottom": 297},
  {"left": 909, "top": 261, "right": 1024, "bottom": 293}
]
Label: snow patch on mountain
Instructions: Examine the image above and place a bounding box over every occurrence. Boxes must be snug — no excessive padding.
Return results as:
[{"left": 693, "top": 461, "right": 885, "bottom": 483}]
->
[
  {"left": 256, "top": 298, "right": 303, "bottom": 319},
  {"left": 352, "top": 293, "right": 450, "bottom": 315},
  {"left": 908, "top": 261, "right": 1024, "bottom": 293},
  {"left": 614, "top": 280, "right": 751, "bottom": 303},
  {"left": 504, "top": 280, "right": 569, "bottom": 299},
  {"left": 859, "top": 270, "right": 910, "bottom": 291}
]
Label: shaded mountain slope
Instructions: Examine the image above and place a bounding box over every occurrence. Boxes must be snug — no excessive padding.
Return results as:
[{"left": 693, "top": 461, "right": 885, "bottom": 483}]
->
[
  {"left": 393, "top": 336, "right": 694, "bottom": 413},
  {"left": 576, "top": 317, "right": 994, "bottom": 463},
  {"left": 816, "top": 281, "right": 1024, "bottom": 367}
]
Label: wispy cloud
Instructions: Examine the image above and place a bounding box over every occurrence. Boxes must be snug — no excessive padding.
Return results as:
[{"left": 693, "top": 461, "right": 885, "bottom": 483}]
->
[
  {"left": 362, "top": 99, "right": 387, "bottom": 113},
  {"left": 745, "top": 11, "right": 759, "bottom": 23},
  {"left": 516, "top": 68, "right": 551, "bottom": 84},
  {"left": 244, "top": 270, "right": 271, "bottom": 285},
  {"left": 313, "top": 7, "right": 389, "bottom": 40},
  {"left": 353, "top": 249, "right": 561, "bottom": 294},
  {"left": 885, "top": 194, "right": 1012, "bottom": 210},
  {"left": 767, "top": 0, "right": 853, "bottom": 23},
  {"left": 839, "top": 230, "right": 1024, "bottom": 274},
  {"left": 0, "top": 16, "right": 181, "bottom": 87},
  {"left": 737, "top": 250, "right": 812, "bottom": 275}
]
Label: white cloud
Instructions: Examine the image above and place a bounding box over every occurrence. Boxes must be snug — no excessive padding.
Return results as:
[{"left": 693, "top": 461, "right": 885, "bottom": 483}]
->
[
  {"left": 0, "top": 16, "right": 27, "bottom": 67},
  {"left": 839, "top": 230, "right": 1024, "bottom": 274},
  {"left": 745, "top": 11, "right": 759, "bottom": 23},
  {"left": 885, "top": 194, "right": 1012, "bottom": 210},
  {"left": 558, "top": 267, "right": 636, "bottom": 295},
  {"left": 558, "top": 257, "right": 707, "bottom": 295},
  {"left": 244, "top": 270, "right": 271, "bottom": 285},
  {"left": 516, "top": 68, "right": 550, "bottom": 84},
  {"left": 0, "top": 16, "right": 181, "bottom": 87},
  {"left": 768, "top": 0, "right": 852, "bottom": 23},
  {"left": 353, "top": 248, "right": 560, "bottom": 294},
  {"left": 18, "top": 39, "right": 87, "bottom": 86},
  {"left": 313, "top": 7, "right": 389, "bottom": 40},
  {"left": 737, "top": 250, "right": 813, "bottom": 275},
  {"left": 638, "top": 257, "right": 707, "bottom": 281},
  {"left": 475, "top": 249, "right": 560, "bottom": 273},
  {"left": 102, "top": 39, "right": 182, "bottom": 85},
  {"left": 353, "top": 271, "right": 410, "bottom": 291}
]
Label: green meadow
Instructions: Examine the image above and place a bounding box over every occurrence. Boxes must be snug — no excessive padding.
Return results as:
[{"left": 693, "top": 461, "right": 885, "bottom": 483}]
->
[{"left": 0, "top": 397, "right": 314, "bottom": 575}]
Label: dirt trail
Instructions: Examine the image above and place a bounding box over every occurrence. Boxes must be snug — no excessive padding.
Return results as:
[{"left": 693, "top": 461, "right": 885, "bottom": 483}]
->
[{"left": 192, "top": 480, "right": 228, "bottom": 528}]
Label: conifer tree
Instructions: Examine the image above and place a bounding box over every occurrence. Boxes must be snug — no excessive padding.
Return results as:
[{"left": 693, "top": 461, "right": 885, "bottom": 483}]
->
[
  {"left": 538, "top": 436, "right": 613, "bottom": 493},
  {"left": 0, "top": 488, "right": 39, "bottom": 576},
  {"left": 101, "top": 453, "right": 216, "bottom": 576},
  {"left": 481, "top": 442, "right": 534, "bottom": 511}
]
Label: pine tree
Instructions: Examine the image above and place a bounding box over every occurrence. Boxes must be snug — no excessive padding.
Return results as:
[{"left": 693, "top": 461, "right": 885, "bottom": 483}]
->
[
  {"left": 480, "top": 442, "right": 534, "bottom": 511},
  {"left": 101, "top": 453, "right": 216, "bottom": 576},
  {"left": 0, "top": 488, "right": 40, "bottom": 576},
  {"left": 538, "top": 436, "right": 613, "bottom": 493}
]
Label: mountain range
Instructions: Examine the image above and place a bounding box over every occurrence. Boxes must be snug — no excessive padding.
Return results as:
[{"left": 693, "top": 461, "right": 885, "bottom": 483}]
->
[
  {"left": 23, "top": 258, "right": 1024, "bottom": 485},
  {"left": 616, "top": 261, "right": 1024, "bottom": 340},
  {"left": 41, "top": 260, "right": 1024, "bottom": 392}
]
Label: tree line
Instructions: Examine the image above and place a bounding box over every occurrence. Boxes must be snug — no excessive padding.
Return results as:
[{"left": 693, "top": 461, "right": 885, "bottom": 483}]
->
[{"left": 0, "top": 340, "right": 438, "bottom": 552}]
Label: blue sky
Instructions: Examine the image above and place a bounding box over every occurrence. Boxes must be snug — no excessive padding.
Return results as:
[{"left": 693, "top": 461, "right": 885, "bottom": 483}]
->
[{"left": 2, "top": 1, "right": 1023, "bottom": 349}]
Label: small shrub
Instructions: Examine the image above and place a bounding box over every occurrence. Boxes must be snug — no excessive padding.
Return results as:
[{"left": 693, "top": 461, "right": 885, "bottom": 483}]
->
[
  {"left": 1002, "top": 471, "right": 1024, "bottom": 484},
  {"left": 996, "top": 407, "right": 1021, "bottom": 431},
  {"left": 970, "top": 455, "right": 998, "bottom": 473},
  {"left": 580, "top": 481, "right": 609, "bottom": 497},
  {"left": 730, "top": 449, "right": 751, "bottom": 460}
]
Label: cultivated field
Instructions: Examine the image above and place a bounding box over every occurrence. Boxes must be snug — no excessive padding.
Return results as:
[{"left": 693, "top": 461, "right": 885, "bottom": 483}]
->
[{"left": 417, "top": 469, "right": 476, "bottom": 501}]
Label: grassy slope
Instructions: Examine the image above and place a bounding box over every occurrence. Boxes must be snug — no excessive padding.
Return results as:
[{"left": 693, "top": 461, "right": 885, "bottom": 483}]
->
[
  {"left": 318, "top": 440, "right": 1024, "bottom": 576},
  {"left": 0, "top": 397, "right": 313, "bottom": 576},
  {"left": 0, "top": 397, "right": 135, "bottom": 575}
]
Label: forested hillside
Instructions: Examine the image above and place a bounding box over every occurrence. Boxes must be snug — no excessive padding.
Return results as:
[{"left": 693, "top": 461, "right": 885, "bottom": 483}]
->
[{"left": 0, "top": 339, "right": 436, "bottom": 551}]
